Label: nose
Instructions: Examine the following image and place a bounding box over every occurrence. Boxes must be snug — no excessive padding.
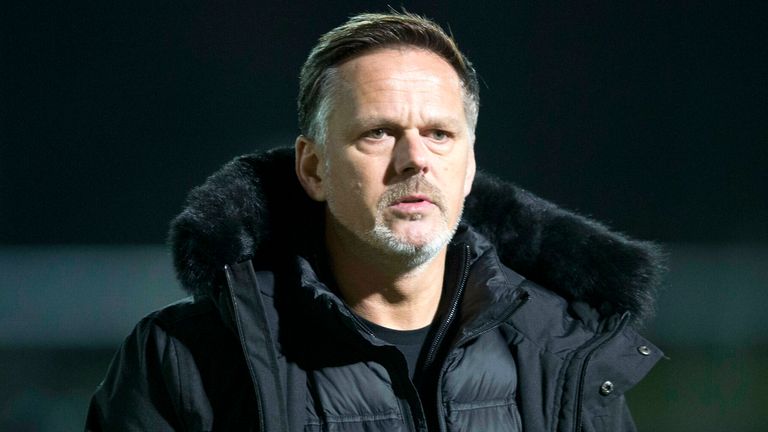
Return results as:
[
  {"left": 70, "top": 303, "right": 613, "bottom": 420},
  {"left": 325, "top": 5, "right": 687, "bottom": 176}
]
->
[{"left": 393, "top": 131, "right": 429, "bottom": 176}]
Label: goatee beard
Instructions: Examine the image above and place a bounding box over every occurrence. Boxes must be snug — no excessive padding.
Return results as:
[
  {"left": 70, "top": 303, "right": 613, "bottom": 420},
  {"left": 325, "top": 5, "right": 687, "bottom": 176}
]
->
[{"left": 362, "top": 176, "right": 461, "bottom": 268}]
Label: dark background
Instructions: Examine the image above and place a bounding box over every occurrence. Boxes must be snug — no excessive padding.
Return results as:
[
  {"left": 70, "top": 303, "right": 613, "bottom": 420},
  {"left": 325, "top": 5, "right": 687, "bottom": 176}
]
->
[
  {"left": 1, "top": 1, "right": 766, "bottom": 430},
  {"left": 3, "top": 1, "right": 766, "bottom": 245}
]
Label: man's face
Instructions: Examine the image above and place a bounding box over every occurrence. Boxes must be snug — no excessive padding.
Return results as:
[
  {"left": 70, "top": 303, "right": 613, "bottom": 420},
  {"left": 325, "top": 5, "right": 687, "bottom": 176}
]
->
[{"left": 305, "top": 47, "right": 476, "bottom": 264}]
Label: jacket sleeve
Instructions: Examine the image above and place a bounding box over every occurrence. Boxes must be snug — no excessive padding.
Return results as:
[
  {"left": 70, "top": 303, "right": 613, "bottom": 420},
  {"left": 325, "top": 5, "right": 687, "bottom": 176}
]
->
[{"left": 85, "top": 315, "right": 182, "bottom": 431}]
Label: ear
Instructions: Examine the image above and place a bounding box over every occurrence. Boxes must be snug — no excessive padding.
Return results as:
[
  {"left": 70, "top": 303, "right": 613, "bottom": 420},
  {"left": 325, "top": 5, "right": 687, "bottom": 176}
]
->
[
  {"left": 463, "top": 148, "right": 476, "bottom": 197},
  {"left": 295, "top": 135, "right": 327, "bottom": 202}
]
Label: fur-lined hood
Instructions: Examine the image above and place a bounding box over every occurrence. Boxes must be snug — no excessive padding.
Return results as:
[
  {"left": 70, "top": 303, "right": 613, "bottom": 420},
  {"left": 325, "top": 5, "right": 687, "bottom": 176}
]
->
[{"left": 170, "top": 147, "right": 665, "bottom": 325}]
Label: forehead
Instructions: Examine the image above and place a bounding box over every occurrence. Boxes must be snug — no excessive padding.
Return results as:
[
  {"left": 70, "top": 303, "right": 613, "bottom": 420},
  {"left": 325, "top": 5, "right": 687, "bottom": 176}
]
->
[{"left": 334, "top": 47, "right": 463, "bottom": 100}]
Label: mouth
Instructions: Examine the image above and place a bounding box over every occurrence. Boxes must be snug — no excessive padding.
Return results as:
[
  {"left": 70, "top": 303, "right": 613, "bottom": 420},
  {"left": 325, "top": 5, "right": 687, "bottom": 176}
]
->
[
  {"left": 393, "top": 194, "right": 433, "bottom": 205},
  {"left": 388, "top": 194, "right": 437, "bottom": 215}
]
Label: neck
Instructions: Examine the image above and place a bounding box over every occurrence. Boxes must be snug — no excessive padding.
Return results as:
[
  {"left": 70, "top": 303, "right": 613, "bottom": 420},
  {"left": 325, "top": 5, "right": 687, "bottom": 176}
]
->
[{"left": 325, "top": 215, "right": 446, "bottom": 330}]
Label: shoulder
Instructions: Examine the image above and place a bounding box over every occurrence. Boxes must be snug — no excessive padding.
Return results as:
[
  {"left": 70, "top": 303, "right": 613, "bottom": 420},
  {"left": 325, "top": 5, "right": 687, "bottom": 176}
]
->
[
  {"left": 498, "top": 261, "right": 626, "bottom": 357},
  {"left": 125, "top": 295, "right": 235, "bottom": 360},
  {"left": 132, "top": 295, "right": 218, "bottom": 332},
  {"left": 89, "top": 298, "right": 252, "bottom": 430},
  {"left": 146, "top": 295, "right": 221, "bottom": 329},
  {"left": 505, "top": 273, "right": 662, "bottom": 367}
]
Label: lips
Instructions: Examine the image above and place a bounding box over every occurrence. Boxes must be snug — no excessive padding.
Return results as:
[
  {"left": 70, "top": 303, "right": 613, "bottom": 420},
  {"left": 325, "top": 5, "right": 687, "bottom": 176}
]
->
[
  {"left": 393, "top": 194, "right": 433, "bottom": 205},
  {"left": 379, "top": 177, "right": 445, "bottom": 215},
  {"left": 388, "top": 194, "right": 437, "bottom": 216}
]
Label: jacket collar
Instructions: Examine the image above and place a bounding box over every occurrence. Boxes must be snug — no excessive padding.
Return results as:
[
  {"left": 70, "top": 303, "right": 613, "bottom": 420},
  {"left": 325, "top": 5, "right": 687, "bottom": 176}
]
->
[
  {"left": 169, "top": 147, "right": 665, "bottom": 325},
  {"left": 280, "top": 224, "right": 527, "bottom": 349}
]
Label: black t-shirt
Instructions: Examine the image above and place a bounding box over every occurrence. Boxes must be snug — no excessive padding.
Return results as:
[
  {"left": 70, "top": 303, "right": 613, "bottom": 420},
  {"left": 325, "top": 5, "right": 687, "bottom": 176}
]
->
[
  {"left": 359, "top": 315, "right": 454, "bottom": 431},
  {"left": 361, "top": 318, "right": 432, "bottom": 380}
]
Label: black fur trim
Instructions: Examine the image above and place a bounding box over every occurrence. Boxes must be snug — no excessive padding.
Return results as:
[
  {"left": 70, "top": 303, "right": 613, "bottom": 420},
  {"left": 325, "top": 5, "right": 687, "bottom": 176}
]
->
[
  {"left": 170, "top": 147, "right": 665, "bottom": 325},
  {"left": 464, "top": 174, "right": 665, "bottom": 325}
]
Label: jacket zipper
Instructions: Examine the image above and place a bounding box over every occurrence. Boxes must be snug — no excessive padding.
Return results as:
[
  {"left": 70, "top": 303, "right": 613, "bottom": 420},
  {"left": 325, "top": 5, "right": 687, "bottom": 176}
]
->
[
  {"left": 572, "top": 312, "right": 630, "bottom": 432},
  {"left": 348, "top": 309, "right": 376, "bottom": 337},
  {"left": 421, "top": 244, "right": 471, "bottom": 372},
  {"left": 424, "top": 245, "right": 530, "bottom": 430},
  {"left": 435, "top": 289, "right": 530, "bottom": 432},
  {"left": 416, "top": 243, "right": 468, "bottom": 432}
]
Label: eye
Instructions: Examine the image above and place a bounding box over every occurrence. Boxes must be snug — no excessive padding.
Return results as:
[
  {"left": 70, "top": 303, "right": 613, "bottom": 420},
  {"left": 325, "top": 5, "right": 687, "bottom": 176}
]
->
[
  {"left": 429, "top": 130, "right": 450, "bottom": 142},
  {"left": 364, "top": 128, "right": 388, "bottom": 140}
]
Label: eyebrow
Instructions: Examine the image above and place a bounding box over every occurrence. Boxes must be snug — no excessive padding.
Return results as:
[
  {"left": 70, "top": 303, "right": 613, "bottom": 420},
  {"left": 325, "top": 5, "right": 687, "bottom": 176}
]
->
[{"left": 352, "top": 115, "right": 464, "bottom": 130}]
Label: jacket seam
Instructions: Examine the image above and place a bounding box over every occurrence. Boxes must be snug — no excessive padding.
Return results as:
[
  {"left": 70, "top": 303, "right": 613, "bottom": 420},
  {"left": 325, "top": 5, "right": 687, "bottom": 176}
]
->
[
  {"left": 310, "top": 410, "right": 402, "bottom": 424},
  {"left": 491, "top": 250, "right": 525, "bottom": 295},
  {"left": 169, "top": 335, "right": 188, "bottom": 430},
  {"left": 573, "top": 314, "right": 631, "bottom": 432},
  {"left": 228, "top": 287, "right": 266, "bottom": 431},
  {"left": 446, "top": 396, "right": 517, "bottom": 412},
  {"left": 551, "top": 349, "right": 576, "bottom": 432}
]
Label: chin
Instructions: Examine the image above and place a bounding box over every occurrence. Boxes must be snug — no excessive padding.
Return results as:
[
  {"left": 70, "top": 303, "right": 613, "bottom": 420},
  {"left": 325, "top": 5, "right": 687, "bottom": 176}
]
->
[{"left": 365, "top": 224, "right": 455, "bottom": 268}]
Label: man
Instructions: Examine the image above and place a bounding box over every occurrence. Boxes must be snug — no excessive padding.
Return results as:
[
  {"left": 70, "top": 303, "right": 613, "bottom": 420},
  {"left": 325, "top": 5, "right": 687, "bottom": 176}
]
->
[{"left": 87, "top": 12, "right": 664, "bottom": 431}]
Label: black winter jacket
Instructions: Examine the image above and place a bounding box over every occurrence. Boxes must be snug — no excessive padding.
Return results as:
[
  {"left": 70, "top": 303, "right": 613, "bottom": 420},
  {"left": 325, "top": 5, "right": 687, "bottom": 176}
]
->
[{"left": 86, "top": 147, "right": 665, "bottom": 431}]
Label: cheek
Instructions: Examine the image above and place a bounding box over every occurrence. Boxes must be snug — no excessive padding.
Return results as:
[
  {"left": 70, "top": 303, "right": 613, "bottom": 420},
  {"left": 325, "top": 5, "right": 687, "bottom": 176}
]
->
[
  {"left": 327, "top": 161, "right": 372, "bottom": 208},
  {"left": 343, "top": 157, "right": 385, "bottom": 195},
  {"left": 442, "top": 160, "right": 472, "bottom": 209},
  {"left": 326, "top": 149, "right": 393, "bottom": 212}
]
